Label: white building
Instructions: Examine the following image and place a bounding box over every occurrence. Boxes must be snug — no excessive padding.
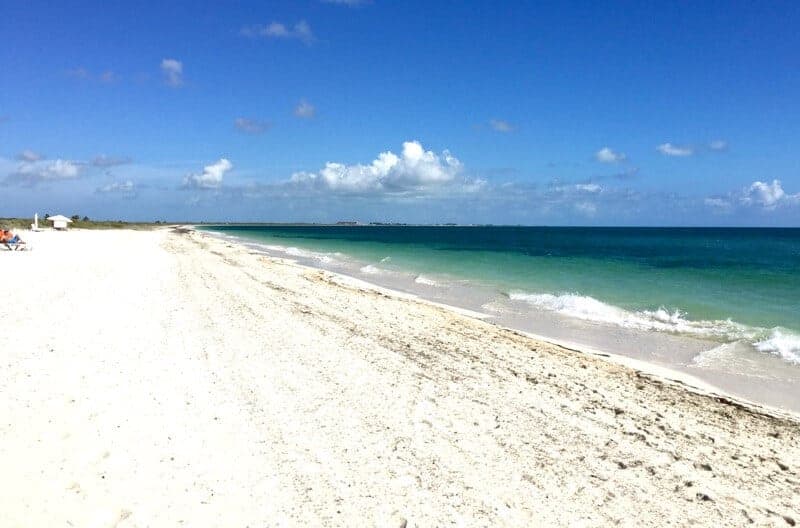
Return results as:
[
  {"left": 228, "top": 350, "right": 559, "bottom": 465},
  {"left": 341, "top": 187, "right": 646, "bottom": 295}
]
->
[{"left": 47, "top": 215, "right": 73, "bottom": 230}]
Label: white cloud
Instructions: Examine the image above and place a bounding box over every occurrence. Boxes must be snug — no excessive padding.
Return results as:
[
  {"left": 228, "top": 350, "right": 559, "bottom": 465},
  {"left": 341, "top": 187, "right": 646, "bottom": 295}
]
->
[
  {"left": 489, "top": 119, "right": 514, "bottom": 133},
  {"left": 242, "top": 21, "right": 314, "bottom": 45},
  {"left": 98, "top": 180, "right": 135, "bottom": 193},
  {"left": 16, "top": 149, "right": 43, "bottom": 162},
  {"left": 595, "top": 147, "right": 626, "bottom": 163},
  {"left": 92, "top": 155, "right": 132, "bottom": 167},
  {"left": 182, "top": 159, "right": 232, "bottom": 189},
  {"left": 657, "top": 143, "right": 693, "bottom": 157},
  {"left": 235, "top": 117, "right": 270, "bottom": 134},
  {"left": 294, "top": 100, "right": 316, "bottom": 119},
  {"left": 462, "top": 178, "right": 488, "bottom": 193},
  {"left": 263, "top": 22, "right": 290, "bottom": 37},
  {"left": 161, "top": 59, "right": 183, "bottom": 87},
  {"left": 704, "top": 180, "right": 800, "bottom": 213},
  {"left": 575, "top": 183, "right": 602, "bottom": 193},
  {"left": 6, "top": 159, "right": 82, "bottom": 185},
  {"left": 704, "top": 197, "right": 731, "bottom": 210},
  {"left": 290, "top": 140, "right": 463, "bottom": 193},
  {"left": 709, "top": 139, "right": 728, "bottom": 151},
  {"left": 742, "top": 180, "right": 799, "bottom": 210},
  {"left": 551, "top": 183, "right": 602, "bottom": 194},
  {"left": 39, "top": 159, "right": 79, "bottom": 178}
]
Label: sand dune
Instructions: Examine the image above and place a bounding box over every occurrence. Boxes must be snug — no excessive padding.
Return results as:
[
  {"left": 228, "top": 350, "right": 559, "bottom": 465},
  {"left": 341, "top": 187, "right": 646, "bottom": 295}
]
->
[{"left": 1, "top": 228, "right": 798, "bottom": 527}]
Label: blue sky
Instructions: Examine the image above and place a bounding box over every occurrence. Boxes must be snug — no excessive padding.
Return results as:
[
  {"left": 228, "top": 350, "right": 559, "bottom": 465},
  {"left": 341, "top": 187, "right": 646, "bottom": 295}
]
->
[{"left": 1, "top": 0, "right": 799, "bottom": 225}]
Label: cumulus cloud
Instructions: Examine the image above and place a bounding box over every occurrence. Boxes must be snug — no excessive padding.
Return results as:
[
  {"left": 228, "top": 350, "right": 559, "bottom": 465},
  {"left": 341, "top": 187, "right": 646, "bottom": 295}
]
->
[
  {"left": 742, "top": 180, "right": 799, "bottom": 210},
  {"left": 182, "top": 158, "right": 232, "bottom": 189},
  {"left": 161, "top": 59, "right": 183, "bottom": 87},
  {"left": 235, "top": 117, "right": 270, "bottom": 134},
  {"left": 97, "top": 180, "right": 135, "bottom": 194},
  {"left": 704, "top": 180, "right": 800, "bottom": 213},
  {"left": 595, "top": 147, "right": 626, "bottom": 163},
  {"left": 709, "top": 139, "right": 728, "bottom": 151},
  {"left": 241, "top": 21, "right": 314, "bottom": 45},
  {"left": 92, "top": 155, "right": 132, "bottom": 167},
  {"left": 657, "top": 143, "right": 693, "bottom": 157},
  {"left": 489, "top": 119, "right": 514, "bottom": 133},
  {"left": 290, "top": 140, "right": 463, "bottom": 193},
  {"left": 294, "top": 100, "right": 316, "bottom": 119},
  {"left": 16, "top": 149, "right": 43, "bottom": 162},
  {"left": 6, "top": 159, "right": 82, "bottom": 185},
  {"left": 37, "top": 159, "right": 79, "bottom": 178}
]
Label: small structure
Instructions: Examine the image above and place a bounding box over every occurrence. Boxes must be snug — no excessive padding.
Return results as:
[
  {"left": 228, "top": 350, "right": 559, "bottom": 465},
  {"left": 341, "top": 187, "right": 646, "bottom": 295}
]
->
[{"left": 47, "top": 215, "right": 73, "bottom": 230}]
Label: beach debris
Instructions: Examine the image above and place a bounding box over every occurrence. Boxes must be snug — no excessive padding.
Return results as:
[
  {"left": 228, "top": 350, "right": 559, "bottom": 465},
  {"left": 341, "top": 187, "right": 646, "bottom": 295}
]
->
[{"left": 695, "top": 492, "right": 713, "bottom": 502}]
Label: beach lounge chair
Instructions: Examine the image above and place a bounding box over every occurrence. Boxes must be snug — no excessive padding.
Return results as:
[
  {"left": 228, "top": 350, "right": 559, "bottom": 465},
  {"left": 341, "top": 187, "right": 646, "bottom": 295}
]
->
[
  {"left": 1, "top": 231, "right": 27, "bottom": 251},
  {"left": 3, "top": 240, "right": 26, "bottom": 251}
]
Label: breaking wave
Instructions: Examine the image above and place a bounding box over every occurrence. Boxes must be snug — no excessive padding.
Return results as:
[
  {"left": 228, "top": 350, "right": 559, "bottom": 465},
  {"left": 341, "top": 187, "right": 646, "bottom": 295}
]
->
[
  {"left": 254, "top": 245, "right": 336, "bottom": 264},
  {"left": 755, "top": 329, "right": 800, "bottom": 365},
  {"left": 414, "top": 275, "right": 440, "bottom": 287},
  {"left": 284, "top": 247, "right": 311, "bottom": 257},
  {"left": 509, "top": 291, "right": 800, "bottom": 364}
]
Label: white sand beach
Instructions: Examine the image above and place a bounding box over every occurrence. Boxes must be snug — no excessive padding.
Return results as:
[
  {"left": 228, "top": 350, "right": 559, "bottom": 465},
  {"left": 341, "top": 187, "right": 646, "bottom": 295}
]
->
[{"left": 1, "top": 228, "right": 798, "bottom": 527}]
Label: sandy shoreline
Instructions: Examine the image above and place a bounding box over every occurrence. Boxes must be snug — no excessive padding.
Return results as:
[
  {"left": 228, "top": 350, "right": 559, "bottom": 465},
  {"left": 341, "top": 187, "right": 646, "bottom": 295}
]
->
[
  {"left": 2, "top": 228, "right": 798, "bottom": 526},
  {"left": 205, "top": 228, "right": 800, "bottom": 416}
]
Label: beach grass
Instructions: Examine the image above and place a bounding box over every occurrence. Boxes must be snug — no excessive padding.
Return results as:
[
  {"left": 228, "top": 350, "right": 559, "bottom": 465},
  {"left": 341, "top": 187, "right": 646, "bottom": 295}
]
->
[{"left": 0, "top": 217, "right": 167, "bottom": 230}]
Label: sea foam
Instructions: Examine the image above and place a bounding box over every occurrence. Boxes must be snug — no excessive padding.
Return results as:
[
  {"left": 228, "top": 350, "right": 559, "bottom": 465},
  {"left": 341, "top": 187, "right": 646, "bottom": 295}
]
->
[
  {"left": 262, "top": 244, "right": 287, "bottom": 252},
  {"left": 755, "top": 329, "right": 800, "bottom": 365},
  {"left": 414, "top": 275, "right": 440, "bottom": 287},
  {"left": 256, "top": 245, "right": 336, "bottom": 265},
  {"left": 508, "top": 291, "right": 767, "bottom": 344},
  {"left": 285, "top": 247, "right": 311, "bottom": 257}
]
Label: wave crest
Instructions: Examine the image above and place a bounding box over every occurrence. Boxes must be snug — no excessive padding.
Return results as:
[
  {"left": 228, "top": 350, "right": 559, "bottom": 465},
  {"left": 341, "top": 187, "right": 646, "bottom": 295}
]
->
[
  {"left": 509, "top": 291, "right": 800, "bottom": 364},
  {"left": 414, "top": 275, "right": 440, "bottom": 287},
  {"left": 755, "top": 329, "right": 800, "bottom": 364}
]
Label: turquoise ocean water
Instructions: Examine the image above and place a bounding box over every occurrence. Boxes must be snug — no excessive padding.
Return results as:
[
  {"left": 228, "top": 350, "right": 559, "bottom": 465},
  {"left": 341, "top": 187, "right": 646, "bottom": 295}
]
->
[{"left": 203, "top": 225, "right": 800, "bottom": 408}]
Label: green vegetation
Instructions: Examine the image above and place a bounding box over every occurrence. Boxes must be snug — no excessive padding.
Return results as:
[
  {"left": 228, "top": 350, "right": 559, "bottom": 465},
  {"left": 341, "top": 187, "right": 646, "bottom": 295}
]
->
[{"left": 0, "top": 217, "right": 169, "bottom": 231}]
